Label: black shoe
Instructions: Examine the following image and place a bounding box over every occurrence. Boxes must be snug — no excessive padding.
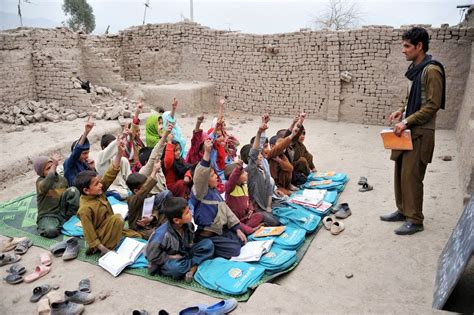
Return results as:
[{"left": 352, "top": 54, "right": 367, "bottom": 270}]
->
[
  {"left": 394, "top": 221, "right": 424, "bottom": 235},
  {"left": 380, "top": 211, "right": 406, "bottom": 222}
]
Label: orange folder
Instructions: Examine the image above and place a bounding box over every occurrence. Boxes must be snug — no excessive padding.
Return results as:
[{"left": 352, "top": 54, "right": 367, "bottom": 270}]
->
[
  {"left": 380, "top": 129, "right": 413, "bottom": 150},
  {"left": 253, "top": 226, "right": 286, "bottom": 238}
]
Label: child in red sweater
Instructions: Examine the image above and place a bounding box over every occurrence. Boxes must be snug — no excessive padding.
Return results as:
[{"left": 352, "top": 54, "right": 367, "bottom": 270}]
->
[{"left": 224, "top": 159, "right": 263, "bottom": 235}]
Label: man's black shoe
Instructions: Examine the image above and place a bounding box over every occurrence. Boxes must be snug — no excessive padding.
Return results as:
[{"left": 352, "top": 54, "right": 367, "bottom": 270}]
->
[
  {"left": 394, "top": 221, "right": 424, "bottom": 235},
  {"left": 380, "top": 211, "right": 406, "bottom": 222}
]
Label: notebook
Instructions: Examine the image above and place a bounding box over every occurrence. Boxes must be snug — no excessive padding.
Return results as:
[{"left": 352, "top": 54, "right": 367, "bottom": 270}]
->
[
  {"left": 98, "top": 237, "right": 146, "bottom": 277},
  {"left": 253, "top": 226, "right": 286, "bottom": 238},
  {"left": 380, "top": 129, "right": 413, "bottom": 150},
  {"left": 230, "top": 240, "right": 274, "bottom": 262}
]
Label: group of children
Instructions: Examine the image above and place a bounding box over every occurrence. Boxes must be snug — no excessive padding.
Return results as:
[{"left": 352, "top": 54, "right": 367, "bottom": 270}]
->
[{"left": 33, "top": 98, "right": 316, "bottom": 282}]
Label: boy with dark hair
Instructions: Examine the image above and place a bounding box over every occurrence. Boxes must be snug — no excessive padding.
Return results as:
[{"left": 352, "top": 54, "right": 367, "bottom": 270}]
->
[
  {"left": 95, "top": 132, "right": 131, "bottom": 201},
  {"left": 34, "top": 153, "right": 80, "bottom": 238},
  {"left": 64, "top": 116, "right": 95, "bottom": 186},
  {"left": 246, "top": 115, "right": 281, "bottom": 226},
  {"left": 382, "top": 26, "right": 446, "bottom": 235},
  {"left": 146, "top": 197, "right": 214, "bottom": 282},
  {"left": 126, "top": 160, "right": 171, "bottom": 239},
  {"left": 75, "top": 136, "right": 142, "bottom": 255},
  {"left": 190, "top": 139, "right": 246, "bottom": 259},
  {"left": 224, "top": 160, "right": 263, "bottom": 235}
]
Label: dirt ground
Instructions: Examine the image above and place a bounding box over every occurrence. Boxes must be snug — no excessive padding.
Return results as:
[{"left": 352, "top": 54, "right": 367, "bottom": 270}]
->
[{"left": 0, "top": 112, "right": 463, "bottom": 314}]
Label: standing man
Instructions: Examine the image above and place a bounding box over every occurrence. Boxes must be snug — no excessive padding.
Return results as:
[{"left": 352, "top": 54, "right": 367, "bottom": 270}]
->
[{"left": 380, "top": 27, "right": 446, "bottom": 235}]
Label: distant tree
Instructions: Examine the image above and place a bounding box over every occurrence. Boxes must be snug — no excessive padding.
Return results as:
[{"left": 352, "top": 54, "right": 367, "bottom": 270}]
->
[
  {"left": 314, "top": 0, "right": 363, "bottom": 31},
  {"left": 62, "top": 0, "right": 95, "bottom": 34}
]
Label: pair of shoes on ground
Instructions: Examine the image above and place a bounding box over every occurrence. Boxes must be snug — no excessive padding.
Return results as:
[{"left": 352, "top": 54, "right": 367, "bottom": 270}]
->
[
  {"left": 179, "top": 298, "right": 238, "bottom": 315},
  {"left": 357, "top": 177, "right": 373, "bottom": 192},
  {"left": 1, "top": 236, "right": 31, "bottom": 254},
  {"left": 323, "top": 215, "right": 345, "bottom": 235},
  {"left": 36, "top": 279, "right": 93, "bottom": 315},
  {"left": 331, "top": 202, "right": 352, "bottom": 219},
  {"left": 380, "top": 211, "right": 424, "bottom": 235},
  {"left": 3, "top": 263, "right": 26, "bottom": 284},
  {"left": 38, "top": 290, "right": 85, "bottom": 315},
  {"left": 50, "top": 237, "right": 80, "bottom": 261}
]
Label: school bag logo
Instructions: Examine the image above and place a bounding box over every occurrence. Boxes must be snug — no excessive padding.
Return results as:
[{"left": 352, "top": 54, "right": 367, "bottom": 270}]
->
[
  {"left": 264, "top": 251, "right": 276, "bottom": 258},
  {"left": 228, "top": 268, "right": 243, "bottom": 279}
]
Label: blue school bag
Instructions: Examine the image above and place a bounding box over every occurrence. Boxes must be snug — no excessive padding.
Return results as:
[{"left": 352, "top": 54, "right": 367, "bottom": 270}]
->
[
  {"left": 61, "top": 215, "right": 84, "bottom": 237},
  {"left": 195, "top": 257, "right": 265, "bottom": 295},
  {"left": 308, "top": 172, "right": 347, "bottom": 182},
  {"left": 255, "top": 246, "right": 297, "bottom": 274},
  {"left": 323, "top": 190, "right": 338, "bottom": 205},
  {"left": 248, "top": 226, "right": 306, "bottom": 250},
  {"left": 272, "top": 206, "right": 321, "bottom": 232}
]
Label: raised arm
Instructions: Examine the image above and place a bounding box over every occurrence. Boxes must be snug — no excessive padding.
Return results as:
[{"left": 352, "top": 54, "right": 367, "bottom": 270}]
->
[{"left": 170, "top": 97, "right": 178, "bottom": 119}]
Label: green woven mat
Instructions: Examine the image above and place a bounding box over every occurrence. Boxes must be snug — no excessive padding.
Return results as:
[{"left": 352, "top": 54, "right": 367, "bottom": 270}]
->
[{"left": 0, "top": 192, "right": 319, "bottom": 302}]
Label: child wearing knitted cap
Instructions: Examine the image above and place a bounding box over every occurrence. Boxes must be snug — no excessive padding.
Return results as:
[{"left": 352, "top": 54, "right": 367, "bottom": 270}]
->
[
  {"left": 63, "top": 116, "right": 95, "bottom": 187},
  {"left": 34, "top": 153, "right": 80, "bottom": 238}
]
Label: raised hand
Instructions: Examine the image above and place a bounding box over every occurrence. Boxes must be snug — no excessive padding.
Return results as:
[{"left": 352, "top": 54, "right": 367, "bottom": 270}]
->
[
  {"left": 197, "top": 113, "right": 205, "bottom": 124},
  {"left": 51, "top": 153, "right": 62, "bottom": 167},
  {"left": 262, "top": 113, "right": 270, "bottom": 124},
  {"left": 171, "top": 97, "right": 178, "bottom": 110},
  {"left": 85, "top": 116, "right": 94, "bottom": 134},
  {"left": 136, "top": 100, "right": 144, "bottom": 113},
  {"left": 258, "top": 123, "right": 268, "bottom": 134}
]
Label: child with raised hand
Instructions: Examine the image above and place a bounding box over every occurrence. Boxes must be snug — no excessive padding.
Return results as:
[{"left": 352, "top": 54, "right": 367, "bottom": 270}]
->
[
  {"left": 64, "top": 116, "right": 95, "bottom": 187},
  {"left": 190, "top": 139, "right": 246, "bottom": 259},
  {"left": 163, "top": 131, "right": 192, "bottom": 198},
  {"left": 34, "top": 153, "right": 80, "bottom": 238},
  {"left": 76, "top": 135, "right": 142, "bottom": 256},
  {"left": 138, "top": 122, "right": 174, "bottom": 195},
  {"left": 185, "top": 113, "right": 207, "bottom": 165},
  {"left": 290, "top": 113, "right": 317, "bottom": 176},
  {"left": 124, "top": 100, "right": 146, "bottom": 172},
  {"left": 146, "top": 197, "right": 214, "bottom": 282},
  {"left": 224, "top": 158, "right": 264, "bottom": 235},
  {"left": 95, "top": 129, "right": 131, "bottom": 201},
  {"left": 242, "top": 116, "right": 281, "bottom": 226},
  {"left": 126, "top": 159, "right": 171, "bottom": 239}
]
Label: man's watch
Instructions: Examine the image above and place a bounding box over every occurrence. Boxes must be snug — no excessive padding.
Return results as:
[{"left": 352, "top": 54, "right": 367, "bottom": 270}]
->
[{"left": 401, "top": 119, "right": 408, "bottom": 126}]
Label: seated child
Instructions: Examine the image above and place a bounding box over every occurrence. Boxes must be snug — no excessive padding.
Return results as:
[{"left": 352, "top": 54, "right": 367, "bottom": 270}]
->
[
  {"left": 185, "top": 114, "right": 207, "bottom": 165},
  {"left": 75, "top": 136, "right": 142, "bottom": 255},
  {"left": 224, "top": 160, "right": 263, "bottom": 235},
  {"left": 163, "top": 133, "right": 192, "bottom": 198},
  {"left": 146, "top": 197, "right": 214, "bottom": 282},
  {"left": 95, "top": 133, "right": 131, "bottom": 201},
  {"left": 145, "top": 108, "right": 165, "bottom": 148},
  {"left": 190, "top": 139, "right": 247, "bottom": 259},
  {"left": 124, "top": 101, "right": 145, "bottom": 172},
  {"left": 291, "top": 125, "right": 316, "bottom": 175},
  {"left": 241, "top": 116, "right": 280, "bottom": 226},
  {"left": 126, "top": 159, "right": 171, "bottom": 239},
  {"left": 34, "top": 154, "right": 80, "bottom": 238},
  {"left": 64, "top": 116, "right": 96, "bottom": 186}
]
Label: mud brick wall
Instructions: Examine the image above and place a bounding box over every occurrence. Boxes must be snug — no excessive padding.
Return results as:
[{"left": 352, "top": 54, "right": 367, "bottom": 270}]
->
[
  {"left": 0, "top": 30, "right": 36, "bottom": 104},
  {"left": 119, "top": 22, "right": 474, "bottom": 128}
]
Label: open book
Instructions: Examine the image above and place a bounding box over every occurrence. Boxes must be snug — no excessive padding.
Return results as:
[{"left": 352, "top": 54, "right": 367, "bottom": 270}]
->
[
  {"left": 380, "top": 129, "right": 413, "bottom": 150},
  {"left": 230, "top": 240, "right": 274, "bottom": 262},
  {"left": 98, "top": 238, "right": 146, "bottom": 277}
]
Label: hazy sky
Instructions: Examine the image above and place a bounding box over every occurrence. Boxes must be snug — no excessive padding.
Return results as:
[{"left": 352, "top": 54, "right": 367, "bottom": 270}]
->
[{"left": 0, "top": 0, "right": 468, "bottom": 34}]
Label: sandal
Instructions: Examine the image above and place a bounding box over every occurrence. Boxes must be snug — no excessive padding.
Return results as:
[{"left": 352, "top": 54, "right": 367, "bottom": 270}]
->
[
  {"left": 0, "top": 253, "right": 21, "bottom": 266},
  {"left": 78, "top": 278, "right": 91, "bottom": 293},
  {"left": 24, "top": 265, "right": 51, "bottom": 283},
  {"left": 357, "top": 177, "right": 368, "bottom": 185},
  {"left": 14, "top": 238, "right": 33, "bottom": 255},
  {"left": 4, "top": 273, "right": 24, "bottom": 284},
  {"left": 31, "top": 285, "right": 52, "bottom": 303},
  {"left": 322, "top": 215, "right": 336, "bottom": 230},
  {"left": 6, "top": 263, "right": 26, "bottom": 275},
  {"left": 359, "top": 183, "right": 373, "bottom": 192},
  {"left": 1, "top": 237, "right": 28, "bottom": 252},
  {"left": 40, "top": 253, "right": 52, "bottom": 266},
  {"left": 330, "top": 221, "right": 345, "bottom": 235}
]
